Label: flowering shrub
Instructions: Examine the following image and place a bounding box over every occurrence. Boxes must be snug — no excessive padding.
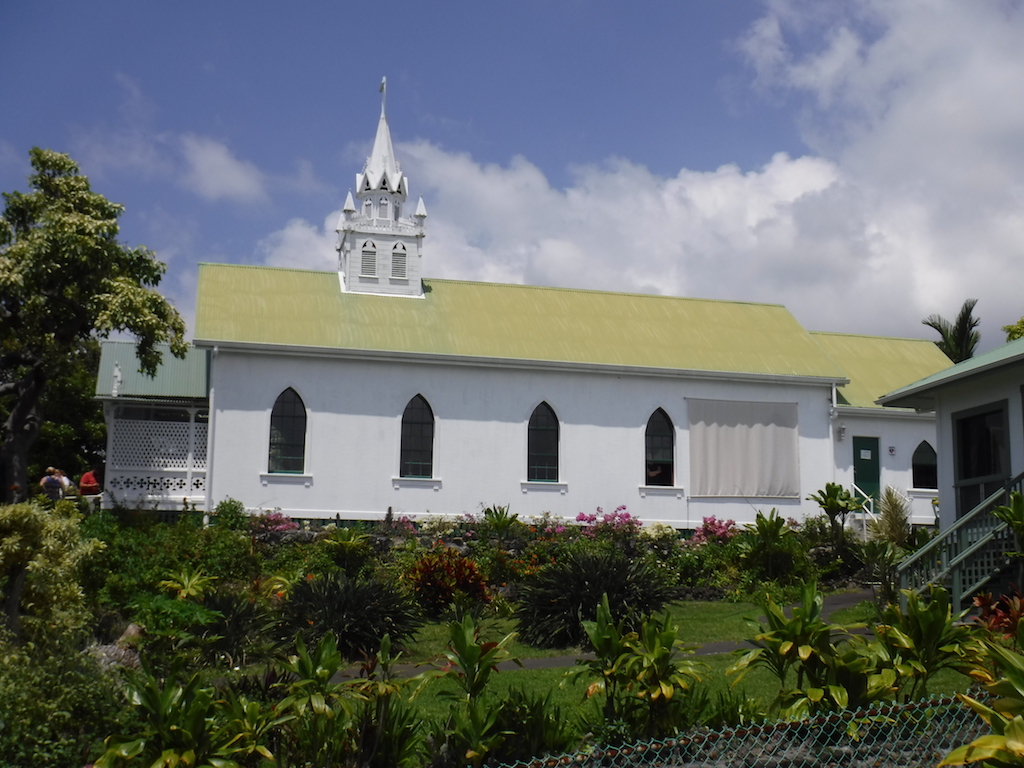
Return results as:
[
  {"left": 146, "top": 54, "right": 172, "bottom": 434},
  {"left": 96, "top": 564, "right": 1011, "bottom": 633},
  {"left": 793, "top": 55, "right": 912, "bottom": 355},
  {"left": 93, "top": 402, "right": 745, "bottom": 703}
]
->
[
  {"left": 248, "top": 510, "right": 298, "bottom": 535},
  {"left": 405, "top": 545, "right": 490, "bottom": 618},
  {"left": 689, "top": 516, "right": 737, "bottom": 546},
  {"left": 576, "top": 506, "right": 642, "bottom": 539}
]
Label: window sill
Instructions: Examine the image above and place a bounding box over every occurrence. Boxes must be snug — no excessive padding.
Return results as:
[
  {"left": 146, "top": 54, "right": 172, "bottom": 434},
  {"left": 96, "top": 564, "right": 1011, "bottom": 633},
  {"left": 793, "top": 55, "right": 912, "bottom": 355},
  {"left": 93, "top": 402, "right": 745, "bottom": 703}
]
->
[
  {"left": 638, "top": 486, "right": 685, "bottom": 499},
  {"left": 261, "top": 473, "right": 313, "bottom": 487},
  {"left": 521, "top": 481, "right": 568, "bottom": 495},
  {"left": 392, "top": 477, "right": 442, "bottom": 491}
]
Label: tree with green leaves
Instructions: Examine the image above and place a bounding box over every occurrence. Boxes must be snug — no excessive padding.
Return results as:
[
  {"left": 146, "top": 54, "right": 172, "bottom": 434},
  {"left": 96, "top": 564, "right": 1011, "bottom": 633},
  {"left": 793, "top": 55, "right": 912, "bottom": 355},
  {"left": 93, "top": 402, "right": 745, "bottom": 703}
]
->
[
  {"left": 0, "top": 148, "right": 187, "bottom": 503},
  {"left": 1003, "top": 317, "right": 1024, "bottom": 342},
  {"left": 923, "top": 298, "right": 981, "bottom": 363}
]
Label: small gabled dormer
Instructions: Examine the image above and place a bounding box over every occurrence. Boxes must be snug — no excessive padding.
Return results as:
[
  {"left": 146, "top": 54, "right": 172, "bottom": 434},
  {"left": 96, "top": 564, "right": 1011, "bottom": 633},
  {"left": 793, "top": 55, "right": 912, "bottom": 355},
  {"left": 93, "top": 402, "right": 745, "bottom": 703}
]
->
[{"left": 336, "top": 78, "right": 426, "bottom": 297}]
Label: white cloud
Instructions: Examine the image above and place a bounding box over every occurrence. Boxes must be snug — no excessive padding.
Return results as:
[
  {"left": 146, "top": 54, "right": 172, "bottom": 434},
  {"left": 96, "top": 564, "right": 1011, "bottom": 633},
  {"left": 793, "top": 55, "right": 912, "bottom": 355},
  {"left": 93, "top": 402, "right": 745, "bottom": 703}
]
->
[
  {"left": 180, "top": 134, "right": 268, "bottom": 204},
  {"left": 256, "top": 213, "right": 338, "bottom": 271},
  {"left": 256, "top": 0, "right": 1024, "bottom": 349}
]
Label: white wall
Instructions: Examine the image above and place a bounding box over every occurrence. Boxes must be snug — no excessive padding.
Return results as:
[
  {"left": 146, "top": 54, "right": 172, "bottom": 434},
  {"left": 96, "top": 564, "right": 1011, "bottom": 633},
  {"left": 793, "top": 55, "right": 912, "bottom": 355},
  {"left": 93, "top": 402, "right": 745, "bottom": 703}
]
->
[
  {"left": 830, "top": 407, "right": 939, "bottom": 526},
  {"left": 206, "top": 349, "right": 843, "bottom": 528},
  {"left": 930, "top": 363, "right": 1024, "bottom": 529}
]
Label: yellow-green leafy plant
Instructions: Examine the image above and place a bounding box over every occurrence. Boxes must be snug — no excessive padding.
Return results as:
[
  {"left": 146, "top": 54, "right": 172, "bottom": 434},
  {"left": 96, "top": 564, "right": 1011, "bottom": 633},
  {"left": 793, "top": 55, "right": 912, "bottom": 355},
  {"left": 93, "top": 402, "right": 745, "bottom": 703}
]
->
[{"left": 942, "top": 631, "right": 1024, "bottom": 767}]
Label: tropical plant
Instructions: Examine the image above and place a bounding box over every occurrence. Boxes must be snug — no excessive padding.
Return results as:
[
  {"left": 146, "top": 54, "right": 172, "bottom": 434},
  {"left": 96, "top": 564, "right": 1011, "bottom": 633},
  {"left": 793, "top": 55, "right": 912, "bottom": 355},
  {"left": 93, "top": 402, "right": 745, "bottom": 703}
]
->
[
  {"left": 351, "top": 634, "right": 426, "bottom": 768},
  {"left": 491, "top": 687, "right": 578, "bottom": 763},
  {"left": 733, "top": 509, "right": 809, "bottom": 585},
  {"left": 869, "top": 486, "right": 913, "bottom": 547},
  {"left": 924, "top": 297, "right": 981, "bottom": 363},
  {"left": 277, "top": 632, "right": 359, "bottom": 768},
  {"left": 94, "top": 664, "right": 254, "bottom": 768},
  {"left": 875, "top": 585, "right": 984, "bottom": 702},
  {"left": 515, "top": 548, "right": 676, "bottom": 648},
  {"left": 564, "top": 593, "right": 634, "bottom": 723},
  {"left": 418, "top": 615, "right": 519, "bottom": 767},
  {"left": 727, "top": 581, "right": 903, "bottom": 717},
  {"left": 325, "top": 526, "right": 373, "bottom": 578},
  {"left": 807, "top": 483, "right": 865, "bottom": 550},
  {"left": 277, "top": 569, "right": 422, "bottom": 658},
  {"left": 941, "top": 635, "right": 1024, "bottom": 767},
  {"left": 861, "top": 539, "right": 904, "bottom": 607},
  {"left": 405, "top": 545, "right": 489, "bottom": 618},
  {"left": 621, "top": 610, "right": 705, "bottom": 737},
  {"left": 975, "top": 588, "right": 1024, "bottom": 649},
  {"left": 159, "top": 565, "right": 218, "bottom": 601},
  {"left": 992, "top": 491, "right": 1024, "bottom": 564}
]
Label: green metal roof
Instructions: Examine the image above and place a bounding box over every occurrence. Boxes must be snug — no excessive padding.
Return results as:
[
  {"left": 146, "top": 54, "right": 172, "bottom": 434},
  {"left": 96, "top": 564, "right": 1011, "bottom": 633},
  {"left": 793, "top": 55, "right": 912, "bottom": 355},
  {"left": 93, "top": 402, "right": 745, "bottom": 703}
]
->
[
  {"left": 95, "top": 340, "right": 209, "bottom": 399},
  {"left": 879, "top": 336, "right": 1024, "bottom": 409},
  {"left": 810, "top": 332, "right": 953, "bottom": 409},
  {"left": 193, "top": 264, "right": 849, "bottom": 380}
]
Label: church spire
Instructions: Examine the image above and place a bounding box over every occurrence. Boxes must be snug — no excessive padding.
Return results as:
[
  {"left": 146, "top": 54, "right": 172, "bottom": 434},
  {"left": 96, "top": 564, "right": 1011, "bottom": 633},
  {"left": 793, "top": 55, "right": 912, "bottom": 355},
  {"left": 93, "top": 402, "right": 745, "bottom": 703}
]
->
[{"left": 336, "top": 79, "right": 426, "bottom": 298}]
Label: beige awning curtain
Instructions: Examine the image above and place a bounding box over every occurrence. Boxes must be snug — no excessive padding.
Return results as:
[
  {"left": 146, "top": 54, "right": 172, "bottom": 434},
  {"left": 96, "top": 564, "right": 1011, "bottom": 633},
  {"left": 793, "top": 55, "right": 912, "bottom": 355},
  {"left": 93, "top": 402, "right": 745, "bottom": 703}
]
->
[{"left": 687, "top": 398, "right": 800, "bottom": 498}]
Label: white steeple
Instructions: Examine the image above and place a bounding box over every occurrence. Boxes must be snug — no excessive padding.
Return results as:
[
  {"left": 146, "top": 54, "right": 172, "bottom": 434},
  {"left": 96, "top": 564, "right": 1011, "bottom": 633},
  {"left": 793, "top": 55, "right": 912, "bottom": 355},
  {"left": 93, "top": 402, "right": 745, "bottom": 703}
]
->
[{"left": 336, "top": 78, "right": 426, "bottom": 297}]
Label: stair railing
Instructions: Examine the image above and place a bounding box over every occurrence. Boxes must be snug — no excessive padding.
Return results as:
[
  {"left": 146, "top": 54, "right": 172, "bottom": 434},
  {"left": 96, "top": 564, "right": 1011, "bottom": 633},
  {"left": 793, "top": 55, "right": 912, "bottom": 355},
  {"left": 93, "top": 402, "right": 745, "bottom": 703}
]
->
[{"left": 897, "top": 470, "right": 1024, "bottom": 607}]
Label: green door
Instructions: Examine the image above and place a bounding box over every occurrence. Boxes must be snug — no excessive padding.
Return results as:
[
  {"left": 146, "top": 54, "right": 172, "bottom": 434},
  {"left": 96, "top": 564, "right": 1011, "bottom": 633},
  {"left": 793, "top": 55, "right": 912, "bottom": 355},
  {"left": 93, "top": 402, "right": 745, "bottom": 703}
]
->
[{"left": 853, "top": 436, "right": 881, "bottom": 501}]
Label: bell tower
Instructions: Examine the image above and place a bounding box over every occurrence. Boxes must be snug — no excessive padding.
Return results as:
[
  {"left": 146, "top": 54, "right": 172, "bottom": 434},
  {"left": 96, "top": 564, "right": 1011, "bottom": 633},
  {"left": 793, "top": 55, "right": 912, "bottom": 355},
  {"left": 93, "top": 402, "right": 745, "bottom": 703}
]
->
[{"left": 336, "top": 78, "right": 427, "bottom": 296}]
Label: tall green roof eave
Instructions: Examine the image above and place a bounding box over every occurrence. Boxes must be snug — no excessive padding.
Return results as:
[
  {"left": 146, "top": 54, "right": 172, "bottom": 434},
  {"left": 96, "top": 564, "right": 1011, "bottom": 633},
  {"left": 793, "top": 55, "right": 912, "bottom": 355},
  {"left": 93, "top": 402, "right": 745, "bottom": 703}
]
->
[{"left": 193, "top": 336, "right": 850, "bottom": 384}]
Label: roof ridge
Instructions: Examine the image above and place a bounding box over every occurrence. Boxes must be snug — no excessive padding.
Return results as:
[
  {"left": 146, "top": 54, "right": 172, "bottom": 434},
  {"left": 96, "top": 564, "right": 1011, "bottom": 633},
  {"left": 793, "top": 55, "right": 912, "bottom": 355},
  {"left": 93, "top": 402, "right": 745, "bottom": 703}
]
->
[
  {"left": 809, "top": 330, "right": 937, "bottom": 343},
  {"left": 198, "top": 262, "right": 335, "bottom": 276},
  {"left": 424, "top": 277, "right": 787, "bottom": 308}
]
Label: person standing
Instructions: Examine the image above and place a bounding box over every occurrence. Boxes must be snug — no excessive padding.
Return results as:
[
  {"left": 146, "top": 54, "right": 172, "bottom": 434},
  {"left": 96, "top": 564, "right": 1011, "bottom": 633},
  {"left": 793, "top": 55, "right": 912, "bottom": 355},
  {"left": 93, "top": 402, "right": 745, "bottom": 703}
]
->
[{"left": 39, "top": 467, "right": 62, "bottom": 500}]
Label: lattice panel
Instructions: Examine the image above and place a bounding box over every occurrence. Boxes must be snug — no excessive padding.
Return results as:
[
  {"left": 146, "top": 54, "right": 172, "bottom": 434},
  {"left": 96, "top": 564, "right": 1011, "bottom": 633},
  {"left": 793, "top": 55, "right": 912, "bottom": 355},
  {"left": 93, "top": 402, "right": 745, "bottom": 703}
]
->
[
  {"left": 193, "top": 423, "right": 208, "bottom": 468},
  {"left": 111, "top": 420, "right": 191, "bottom": 469},
  {"left": 107, "top": 471, "right": 206, "bottom": 495}
]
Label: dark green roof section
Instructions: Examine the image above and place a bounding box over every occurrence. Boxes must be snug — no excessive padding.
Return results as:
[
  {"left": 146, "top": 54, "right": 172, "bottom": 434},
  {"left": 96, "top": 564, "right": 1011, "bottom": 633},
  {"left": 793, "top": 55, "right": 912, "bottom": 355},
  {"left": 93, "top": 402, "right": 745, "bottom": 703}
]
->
[
  {"left": 95, "top": 340, "right": 209, "bottom": 399},
  {"left": 194, "top": 264, "right": 849, "bottom": 380},
  {"left": 810, "top": 332, "right": 953, "bottom": 409},
  {"left": 879, "top": 336, "right": 1024, "bottom": 409}
]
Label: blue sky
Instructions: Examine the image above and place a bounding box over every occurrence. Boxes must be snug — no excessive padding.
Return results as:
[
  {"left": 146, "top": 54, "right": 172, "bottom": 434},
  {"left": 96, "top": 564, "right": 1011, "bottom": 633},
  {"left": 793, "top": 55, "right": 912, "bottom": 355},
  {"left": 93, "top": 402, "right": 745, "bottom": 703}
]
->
[{"left": 3, "top": 1, "right": 1023, "bottom": 350}]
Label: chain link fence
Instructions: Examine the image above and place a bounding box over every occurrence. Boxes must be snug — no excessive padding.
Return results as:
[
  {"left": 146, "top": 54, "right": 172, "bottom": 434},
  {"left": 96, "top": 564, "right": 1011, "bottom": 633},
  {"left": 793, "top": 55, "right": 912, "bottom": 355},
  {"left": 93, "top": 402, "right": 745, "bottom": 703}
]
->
[{"left": 497, "top": 695, "right": 988, "bottom": 768}]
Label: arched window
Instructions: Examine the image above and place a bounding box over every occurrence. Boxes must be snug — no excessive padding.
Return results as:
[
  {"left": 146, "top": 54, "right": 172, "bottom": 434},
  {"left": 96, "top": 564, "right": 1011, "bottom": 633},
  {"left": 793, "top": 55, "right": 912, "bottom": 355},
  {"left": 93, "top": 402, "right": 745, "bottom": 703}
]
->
[
  {"left": 912, "top": 441, "right": 938, "bottom": 489},
  {"left": 379, "top": 196, "right": 389, "bottom": 220},
  {"left": 391, "top": 244, "right": 407, "bottom": 279},
  {"left": 528, "top": 402, "right": 559, "bottom": 482},
  {"left": 645, "top": 408, "right": 674, "bottom": 486},
  {"left": 363, "top": 198, "right": 372, "bottom": 216},
  {"left": 401, "top": 395, "right": 434, "bottom": 478},
  {"left": 394, "top": 201, "right": 401, "bottom": 221},
  {"left": 361, "top": 241, "right": 376, "bottom": 276},
  {"left": 269, "top": 388, "right": 306, "bottom": 474}
]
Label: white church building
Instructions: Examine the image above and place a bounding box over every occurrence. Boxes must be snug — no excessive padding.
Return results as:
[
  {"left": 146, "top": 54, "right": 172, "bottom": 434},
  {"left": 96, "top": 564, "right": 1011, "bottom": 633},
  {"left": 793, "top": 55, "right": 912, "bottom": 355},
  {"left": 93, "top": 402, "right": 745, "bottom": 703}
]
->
[{"left": 96, "top": 97, "right": 951, "bottom": 529}]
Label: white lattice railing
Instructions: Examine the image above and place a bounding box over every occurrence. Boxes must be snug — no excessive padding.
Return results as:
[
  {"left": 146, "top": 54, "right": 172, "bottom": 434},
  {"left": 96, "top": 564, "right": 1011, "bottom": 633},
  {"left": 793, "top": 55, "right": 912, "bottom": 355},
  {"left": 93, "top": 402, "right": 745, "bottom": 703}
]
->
[{"left": 107, "top": 417, "right": 208, "bottom": 506}]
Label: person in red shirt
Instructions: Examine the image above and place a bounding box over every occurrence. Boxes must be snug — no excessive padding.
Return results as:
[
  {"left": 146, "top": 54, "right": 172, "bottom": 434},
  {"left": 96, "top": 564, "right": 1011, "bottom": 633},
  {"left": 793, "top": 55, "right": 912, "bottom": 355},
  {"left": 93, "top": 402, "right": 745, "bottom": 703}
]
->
[{"left": 79, "top": 466, "right": 101, "bottom": 496}]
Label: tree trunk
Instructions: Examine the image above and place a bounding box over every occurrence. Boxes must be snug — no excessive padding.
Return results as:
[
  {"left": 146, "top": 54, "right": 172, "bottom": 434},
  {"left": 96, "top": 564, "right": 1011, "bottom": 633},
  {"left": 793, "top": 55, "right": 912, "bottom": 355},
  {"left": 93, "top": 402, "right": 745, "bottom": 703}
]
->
[
  {"left": 1, "top": 365, "right": 45, "bottom": 504},
  {"left": 1, "top": 563, "right": 27, "bottom": 641}
]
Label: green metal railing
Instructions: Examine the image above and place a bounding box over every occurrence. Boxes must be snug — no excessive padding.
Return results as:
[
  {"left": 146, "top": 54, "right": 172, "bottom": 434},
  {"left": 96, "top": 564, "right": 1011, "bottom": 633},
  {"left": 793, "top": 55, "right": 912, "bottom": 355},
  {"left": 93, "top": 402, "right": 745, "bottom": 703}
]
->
[
  {"left": 497, "top": 696, "right": 987, "bottom": 768},
  {"left": 897, "top": 470, "right": 1024, "bottom": 607}
]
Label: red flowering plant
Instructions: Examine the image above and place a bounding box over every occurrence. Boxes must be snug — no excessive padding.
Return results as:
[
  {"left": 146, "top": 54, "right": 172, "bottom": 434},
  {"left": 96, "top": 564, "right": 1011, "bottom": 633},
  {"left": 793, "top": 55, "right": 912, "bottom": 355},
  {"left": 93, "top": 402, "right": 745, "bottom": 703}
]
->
[
  {"left": 406, "top": 545, "right": 491, "bottom": 618},
  {"left": 974, "top": 586, "right": 1024, "bottom": 648},
  {"left": 575, "top": 505, "right": 644, "bottom": 555}
]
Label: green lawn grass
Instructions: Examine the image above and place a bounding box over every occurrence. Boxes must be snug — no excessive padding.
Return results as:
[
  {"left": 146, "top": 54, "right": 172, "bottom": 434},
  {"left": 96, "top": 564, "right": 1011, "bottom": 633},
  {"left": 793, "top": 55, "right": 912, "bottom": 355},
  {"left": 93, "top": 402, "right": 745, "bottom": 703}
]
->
[
  {"left": 402, "top": 597, "right": 978, "bottom": 729},
  {"left": 400, "top": 600, "right": 766, "bottom": 664}
]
